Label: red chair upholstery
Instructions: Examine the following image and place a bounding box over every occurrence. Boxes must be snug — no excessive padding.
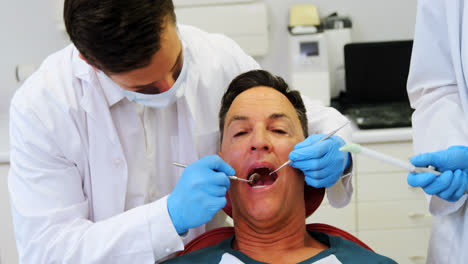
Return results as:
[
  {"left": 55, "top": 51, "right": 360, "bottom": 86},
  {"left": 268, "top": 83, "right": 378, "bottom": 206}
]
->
[
  {"left": 177, "top": 223, "right": 372, "bottom": 256},
  {"left": 176, "top": 227, "right": 234, "bottom": 256}
]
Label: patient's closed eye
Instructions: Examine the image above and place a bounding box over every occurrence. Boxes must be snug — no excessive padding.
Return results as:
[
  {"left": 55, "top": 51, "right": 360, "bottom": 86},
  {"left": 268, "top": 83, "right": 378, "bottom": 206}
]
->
[
  {"left": 234, "top": 131, "right": 247, "bottom": 137},
  {"left": 272, "top": 129, "right": 286, "bottom": 134}
]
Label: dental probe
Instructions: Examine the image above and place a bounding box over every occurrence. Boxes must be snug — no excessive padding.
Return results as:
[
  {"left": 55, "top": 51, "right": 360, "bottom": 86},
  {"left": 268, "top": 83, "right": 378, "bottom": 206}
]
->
[
  {"left": 269, "top": 121, "right": 351, "bottom": 175},
  {"left": 172, "top": 162, "right": 258, "bottom": 183}
]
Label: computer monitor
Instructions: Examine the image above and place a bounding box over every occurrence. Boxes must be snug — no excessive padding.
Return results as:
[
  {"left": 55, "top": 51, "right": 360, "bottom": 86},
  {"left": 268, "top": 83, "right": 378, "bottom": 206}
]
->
[{"left": 344, "top": 40, "right": 413, "bottom": 105}]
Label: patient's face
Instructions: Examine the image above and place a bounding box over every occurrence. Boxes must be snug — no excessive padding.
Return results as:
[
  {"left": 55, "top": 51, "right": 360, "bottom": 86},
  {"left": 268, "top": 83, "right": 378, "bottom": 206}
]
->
[{"left": 220, "top": 86, "right": 306, "bottom": 222}]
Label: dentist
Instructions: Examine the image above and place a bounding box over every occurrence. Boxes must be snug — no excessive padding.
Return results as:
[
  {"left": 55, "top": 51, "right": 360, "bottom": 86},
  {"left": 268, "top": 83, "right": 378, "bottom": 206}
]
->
[
  {"left": 407, "top": 0, "right": 468, "bottom": 263},
  {"left": 9, "top": 0, "right": 353, "bottom": 263}
]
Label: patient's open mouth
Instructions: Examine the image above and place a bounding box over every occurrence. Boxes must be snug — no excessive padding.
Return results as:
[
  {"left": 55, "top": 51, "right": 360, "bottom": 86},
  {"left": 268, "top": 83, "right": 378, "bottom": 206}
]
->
[{"left": 248, "top": 167, "right": 278, "bottom": 188}]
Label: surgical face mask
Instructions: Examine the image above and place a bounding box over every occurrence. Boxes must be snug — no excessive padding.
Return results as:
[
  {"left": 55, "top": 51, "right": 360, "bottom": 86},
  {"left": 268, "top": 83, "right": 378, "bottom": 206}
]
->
[{"left": 122, "top": 47, "right": 189, "bottom": 108}]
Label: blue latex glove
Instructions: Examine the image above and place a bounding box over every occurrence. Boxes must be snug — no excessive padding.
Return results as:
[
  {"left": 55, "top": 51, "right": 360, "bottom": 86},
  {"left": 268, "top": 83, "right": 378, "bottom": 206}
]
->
[
  {"left": 289, "top": 134, "right": 350, "bottom": 188},
  {"left": 408, "top": 145, "right": 468, "bottom": 202},
  {"left": 167, "top": 155, "right": 234, "bottom": 234}
]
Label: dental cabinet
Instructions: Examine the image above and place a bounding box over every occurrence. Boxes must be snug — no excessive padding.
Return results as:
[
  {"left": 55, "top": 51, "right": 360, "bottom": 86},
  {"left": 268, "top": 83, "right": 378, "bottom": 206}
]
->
[{"left": 308, "top": 126, "right": 431, "bottom": 264}]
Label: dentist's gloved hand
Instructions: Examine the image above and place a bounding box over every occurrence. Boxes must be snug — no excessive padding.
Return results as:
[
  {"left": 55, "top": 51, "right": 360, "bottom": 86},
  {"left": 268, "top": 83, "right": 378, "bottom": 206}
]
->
[
  {"left": 167, "top": 155, "right": 234, "bottom": 235},
  {"left": 408, "top": 145, "right": 468, "bottom": 202},
  {"left": 289, "top": 134, "right": 350, "bottom": 188}
]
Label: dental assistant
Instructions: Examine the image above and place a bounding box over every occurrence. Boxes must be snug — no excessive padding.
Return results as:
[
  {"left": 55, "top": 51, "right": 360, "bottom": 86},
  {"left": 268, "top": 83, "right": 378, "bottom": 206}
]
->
[
  {"left": 406, "top": 0, "right": 468, "bottom": 263},
  {"left": 8, "top": 0, "right": 353, "bottom": 263}
]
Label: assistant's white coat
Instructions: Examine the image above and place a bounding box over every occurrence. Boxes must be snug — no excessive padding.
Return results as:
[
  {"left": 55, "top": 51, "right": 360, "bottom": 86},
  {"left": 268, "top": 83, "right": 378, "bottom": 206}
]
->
[{"left": 407, "top": 0, "right": 468, "bottom": 263}]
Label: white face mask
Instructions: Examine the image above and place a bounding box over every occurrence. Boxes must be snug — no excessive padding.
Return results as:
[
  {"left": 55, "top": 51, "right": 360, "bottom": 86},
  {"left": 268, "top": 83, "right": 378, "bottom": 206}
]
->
[{"left": 122, "top": 46, "right": 189, "bottom": 108}]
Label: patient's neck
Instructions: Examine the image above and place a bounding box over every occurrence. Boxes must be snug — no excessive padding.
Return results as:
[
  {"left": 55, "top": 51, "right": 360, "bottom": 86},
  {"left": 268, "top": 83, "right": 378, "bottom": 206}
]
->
[{"left": 232, "top": 208, "right": 328, "bottom": 264}]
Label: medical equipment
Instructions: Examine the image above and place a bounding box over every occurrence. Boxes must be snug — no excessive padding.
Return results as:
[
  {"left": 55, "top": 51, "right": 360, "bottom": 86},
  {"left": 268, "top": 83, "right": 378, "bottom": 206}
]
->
[
  {"left": 173, "top": 162, "right": 259, "bottom": 183},
  {"left": 339, "top": 41, "right": 414, "bottom": 129},
  {"left": 289, "top": 4, "right": 320, "bottom": 30},
  {"left": 269, "top": 121, "right": 350, "bottom": 175},
  {"left": 340, "top": 143, "right": 441, "bottom": 175},
  {"left": 322, "top": 14, "right": 352, "bottom": 98},
  {"left": 340, "top": 143, "right": 468, "bottom": 194},
  {"left": 289, "top": 4, "right": 330, "bottom": 106}
]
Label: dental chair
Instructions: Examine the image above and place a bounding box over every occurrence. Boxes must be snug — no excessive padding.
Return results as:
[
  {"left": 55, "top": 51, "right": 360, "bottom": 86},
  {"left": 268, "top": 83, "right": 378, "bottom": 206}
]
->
[{"left": 177, "top": 186, "right": 372, "bottom": 256}]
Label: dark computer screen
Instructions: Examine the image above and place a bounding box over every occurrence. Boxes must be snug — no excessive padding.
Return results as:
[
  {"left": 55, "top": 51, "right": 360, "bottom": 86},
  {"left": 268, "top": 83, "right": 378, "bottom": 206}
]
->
[{"left": 344, "top": 40, "right": 413, "bottom": 104}]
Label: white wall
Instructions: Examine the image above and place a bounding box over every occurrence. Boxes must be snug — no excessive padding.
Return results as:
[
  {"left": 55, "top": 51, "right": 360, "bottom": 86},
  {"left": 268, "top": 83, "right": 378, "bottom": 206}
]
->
[
  {"left": 256, "top": 0, "right": 418, "bottom": 82},
  {"left": 0, "top": 3, "right": 68, "bottom": 260},
  {"left": 0, "top": 0, "right": 69, "bottom": 120},
  {"left": 0, "top": 0, "right": 417, "bottom": 118}
]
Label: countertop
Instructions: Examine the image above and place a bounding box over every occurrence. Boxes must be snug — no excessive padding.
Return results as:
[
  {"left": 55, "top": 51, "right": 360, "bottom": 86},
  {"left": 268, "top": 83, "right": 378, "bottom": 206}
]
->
[
  {"left": 350, "top": 121, "right": 413, "bottom": 143},
  {"left": 0, "top": 119, "right": 413, "bottom": 164}
]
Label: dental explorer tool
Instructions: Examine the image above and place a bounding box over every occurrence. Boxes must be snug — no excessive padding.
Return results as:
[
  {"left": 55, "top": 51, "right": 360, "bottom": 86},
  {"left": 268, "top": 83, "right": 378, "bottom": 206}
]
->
[
  {"left": 172, "top": 162, "right": 259, "bottom": 183},
  {"left": 269, "top": 121, "right": 351, "bottom": 175}
]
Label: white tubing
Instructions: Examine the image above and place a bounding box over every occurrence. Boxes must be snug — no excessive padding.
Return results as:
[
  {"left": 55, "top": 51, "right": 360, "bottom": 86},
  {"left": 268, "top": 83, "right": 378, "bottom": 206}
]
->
[
  {"left": 359, "top": 146, "right": 416, "bottom": 172},
  {"left": 358, "top": 146, "right": 442, "bottom": 176}
]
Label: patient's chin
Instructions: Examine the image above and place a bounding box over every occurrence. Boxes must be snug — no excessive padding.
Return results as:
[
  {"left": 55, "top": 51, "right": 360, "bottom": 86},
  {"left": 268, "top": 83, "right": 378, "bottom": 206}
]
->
[{"left": 244, "top": 200, "right": 282, "bottom": 222}]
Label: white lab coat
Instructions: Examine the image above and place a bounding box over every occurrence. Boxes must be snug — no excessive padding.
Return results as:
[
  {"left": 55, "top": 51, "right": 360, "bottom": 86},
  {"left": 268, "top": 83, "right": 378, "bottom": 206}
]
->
[
  {"left": 9, "top": 25, "right": 353, "bottom": 264},
  {"left": 407, "top": 0, "right": 468, "bottom": 263}
]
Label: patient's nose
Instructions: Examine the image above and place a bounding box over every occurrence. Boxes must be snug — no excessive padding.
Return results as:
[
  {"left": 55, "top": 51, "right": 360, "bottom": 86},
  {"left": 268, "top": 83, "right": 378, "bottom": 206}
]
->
[{"left": 249, "top": 129, "right": 272, "bottom": 152}]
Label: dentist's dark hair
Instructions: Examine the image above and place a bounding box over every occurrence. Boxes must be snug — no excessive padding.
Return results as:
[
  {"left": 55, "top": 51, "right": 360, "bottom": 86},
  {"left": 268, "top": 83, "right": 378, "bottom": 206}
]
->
[
  {"left": 219, "top": 70, "right": 308, "bottom": 143},
  {"left": 64, "top": 0, "right": 176, "bottom": 74}
]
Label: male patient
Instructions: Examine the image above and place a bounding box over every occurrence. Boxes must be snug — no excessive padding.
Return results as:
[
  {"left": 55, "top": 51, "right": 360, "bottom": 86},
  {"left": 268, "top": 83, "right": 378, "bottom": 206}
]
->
[{"left": 163, "top": 70, "right": 396, "bottom": 264}]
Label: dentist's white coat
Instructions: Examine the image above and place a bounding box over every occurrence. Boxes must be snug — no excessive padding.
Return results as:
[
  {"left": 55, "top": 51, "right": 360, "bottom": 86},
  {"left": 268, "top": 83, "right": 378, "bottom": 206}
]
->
[
  {"left": 407, "top": 0, "right": 468, "bottom": 263},
  {"left": 9, "top": 25, "right": 353, "bottom": 263}
]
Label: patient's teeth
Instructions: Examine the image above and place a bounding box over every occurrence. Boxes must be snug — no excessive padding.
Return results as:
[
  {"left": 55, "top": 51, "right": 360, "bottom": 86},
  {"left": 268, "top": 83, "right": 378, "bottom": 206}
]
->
[{"left": 252, "top": 185, "right": 266, "bottom": 189}]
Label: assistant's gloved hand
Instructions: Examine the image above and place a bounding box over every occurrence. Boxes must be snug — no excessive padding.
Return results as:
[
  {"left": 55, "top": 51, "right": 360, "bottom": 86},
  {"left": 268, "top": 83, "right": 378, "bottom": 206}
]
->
[
  {"left": 408, "top": 145, "right": 468, "bottom": 202},
  {"left": 289, "top": 134, "right": 350, "bottom": 188},
  {"left": 167, "top": 155, "right": 234, "bottom": 235}
]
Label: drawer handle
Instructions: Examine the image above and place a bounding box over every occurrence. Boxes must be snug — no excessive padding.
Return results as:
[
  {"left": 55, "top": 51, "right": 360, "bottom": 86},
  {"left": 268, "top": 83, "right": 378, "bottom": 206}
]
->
[
  {"left": 408, "top": 212, "right": 431, "bottom": 218},
  {"left": 408, "top": 255, "right": 425, "bottom": 261}
]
